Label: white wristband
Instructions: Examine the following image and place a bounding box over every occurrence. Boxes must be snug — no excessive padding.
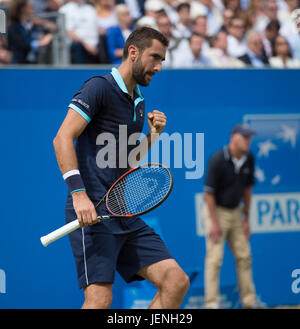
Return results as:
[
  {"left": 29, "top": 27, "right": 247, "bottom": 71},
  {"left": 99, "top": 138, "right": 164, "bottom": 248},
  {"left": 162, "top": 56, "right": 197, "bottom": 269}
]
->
[{"left": 63, "top": 169, "right": 80, "bottom": 180}]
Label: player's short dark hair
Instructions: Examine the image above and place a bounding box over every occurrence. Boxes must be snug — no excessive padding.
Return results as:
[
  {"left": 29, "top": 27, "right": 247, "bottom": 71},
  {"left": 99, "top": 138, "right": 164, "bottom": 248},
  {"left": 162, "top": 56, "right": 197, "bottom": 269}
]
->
[{"left": 123, "top": 27, "right": 169, "bottom": 59}]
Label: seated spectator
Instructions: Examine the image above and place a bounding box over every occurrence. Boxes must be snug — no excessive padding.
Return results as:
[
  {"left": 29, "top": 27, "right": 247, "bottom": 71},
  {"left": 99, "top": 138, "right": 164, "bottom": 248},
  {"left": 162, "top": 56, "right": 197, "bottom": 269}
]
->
[
  {"left": 242, "top": 0, "right": 265, "bottom": 31},
  {"left": 136, "top": 15, "right": 157, "bottom": 28},
  {"left": 191, "top": 0, "right": 223, "bottom": 36},
  {"left": 278, "top": 0, "right": 298, "bottom": 25},
  {"left": 206, "top": 30, "right": 245, "bottom": 67},
  {"left": 219, "top": 7, "right": 234, "bottom": 33},
  {"left": 192, "top": 14, "right": 207, "bottom": 36},
  {"left": 172, "top": 32, "right": 212, "bottom": 67},
  {"left": 156, "top": 12, "right": 184, "bottom": 66},
  {"left": 143, "top": 0, "right": 166, "bottom": 21},
  {"left": 59, "top": 0, "right": 99, "bottom": 64},
  {"left": 174, "top": 2, "right": 192, "bottom": 38},
  {"left": 280, "top": 8, "right": 300, "bottom": 62},
  {"left": 122, "top": 0, "right": 144, "bottom": 21},
  {"left": 238, "top": 31, "right": 269, "bottom": 67},
  {"left": 161, "top": 0, "right": 180, "bottom": 25},
  {"left": 92, "top": 0, "right": 118, "bottom": 34},
  {"left": 0, "top": 36, "right": 11, "bottom": 65},
  {"left": 191, "top": 14, "right": 210, "bottom": 50},
  {"left": 253, "top": 0, "right": 279, "bottom": 33},
  {"left": 262, "top": 19, "right": 280, "bottom": 57},
  {"left": 7, "top": 0, "right": 53, "bottom": 64},
  {"left": 269, "top": 34, "right": 300, "bottom": 68},
  {"left": 223, "top": 0, "right": 241, "bottom": 16},
  {"left": 227, "top": 16, "right": 247, "bottom": 57},
  {"left": 106, "top": 4, "right": 133, "bottom": 65}
]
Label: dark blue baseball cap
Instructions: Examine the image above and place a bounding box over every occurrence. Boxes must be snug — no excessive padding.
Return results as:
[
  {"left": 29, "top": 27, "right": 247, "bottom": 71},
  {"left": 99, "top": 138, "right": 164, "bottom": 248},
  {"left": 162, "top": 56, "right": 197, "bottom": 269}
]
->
[{"left": 231, "top": 123, "right": 256, "bottom": 136}]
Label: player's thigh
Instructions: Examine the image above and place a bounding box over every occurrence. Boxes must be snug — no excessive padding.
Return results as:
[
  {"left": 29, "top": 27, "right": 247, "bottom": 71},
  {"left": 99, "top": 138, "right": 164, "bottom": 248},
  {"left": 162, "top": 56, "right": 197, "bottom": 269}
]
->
[{"left": 137, "top": 259, "right": 189, "bottom": 289}]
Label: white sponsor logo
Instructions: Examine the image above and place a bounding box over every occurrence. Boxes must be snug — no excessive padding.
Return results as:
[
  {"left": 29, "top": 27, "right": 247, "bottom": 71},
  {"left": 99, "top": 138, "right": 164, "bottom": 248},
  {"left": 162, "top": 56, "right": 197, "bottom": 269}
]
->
[{"left": 195, "top": 192, "right": 300, "bottom": 236}]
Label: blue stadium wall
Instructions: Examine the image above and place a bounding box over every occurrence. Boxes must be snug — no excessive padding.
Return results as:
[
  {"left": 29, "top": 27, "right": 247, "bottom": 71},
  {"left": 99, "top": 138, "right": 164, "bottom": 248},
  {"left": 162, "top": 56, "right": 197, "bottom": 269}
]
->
[{"left": 0, "top": 68, "right": 299, "bottom": 309}]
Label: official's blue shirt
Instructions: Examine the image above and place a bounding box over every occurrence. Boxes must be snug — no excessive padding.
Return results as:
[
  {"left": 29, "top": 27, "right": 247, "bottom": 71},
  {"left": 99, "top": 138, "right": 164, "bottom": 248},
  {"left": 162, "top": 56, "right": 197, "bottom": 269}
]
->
[{"left": 66, "top": 68, "right": 145, "bottom": 228}]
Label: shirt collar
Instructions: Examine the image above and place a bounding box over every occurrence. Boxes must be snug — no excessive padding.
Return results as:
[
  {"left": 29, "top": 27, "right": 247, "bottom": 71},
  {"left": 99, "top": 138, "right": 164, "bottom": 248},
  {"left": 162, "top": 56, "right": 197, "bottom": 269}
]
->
[
  {"left": 110, "top": 67, "right": 144, "bottom": 122},
  {"left": 111, "top": 67, "right": 143, "bottom": 99}
]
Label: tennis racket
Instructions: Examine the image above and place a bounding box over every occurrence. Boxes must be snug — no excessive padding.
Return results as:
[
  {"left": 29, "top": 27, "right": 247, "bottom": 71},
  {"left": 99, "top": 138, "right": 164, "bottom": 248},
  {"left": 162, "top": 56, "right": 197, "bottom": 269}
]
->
[{"left": 40, "top": 163, "right": 173, "bottom": 247}]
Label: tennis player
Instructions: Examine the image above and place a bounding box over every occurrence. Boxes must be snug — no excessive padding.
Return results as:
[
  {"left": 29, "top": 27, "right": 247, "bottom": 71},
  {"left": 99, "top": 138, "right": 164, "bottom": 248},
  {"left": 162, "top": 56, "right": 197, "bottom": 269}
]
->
[{"left": 53, "top": 27, "right": 189, "bottom": 309}]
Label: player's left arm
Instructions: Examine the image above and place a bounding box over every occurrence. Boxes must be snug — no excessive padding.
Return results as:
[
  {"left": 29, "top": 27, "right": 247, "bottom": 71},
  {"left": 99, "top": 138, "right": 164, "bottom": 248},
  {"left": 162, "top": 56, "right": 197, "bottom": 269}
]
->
[
  {"left": 242, "top": 187, "right": 252, "bottom": 239},
  {"left": 132, "top": 110, "right": 167, "bottom": 166}
]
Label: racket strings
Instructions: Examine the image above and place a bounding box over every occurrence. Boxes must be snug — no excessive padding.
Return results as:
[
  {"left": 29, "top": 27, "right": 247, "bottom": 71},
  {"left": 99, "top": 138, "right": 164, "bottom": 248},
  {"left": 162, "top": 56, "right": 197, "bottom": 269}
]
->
[{"left": 107, "top": 165, "right": 172, "bottom": 216}]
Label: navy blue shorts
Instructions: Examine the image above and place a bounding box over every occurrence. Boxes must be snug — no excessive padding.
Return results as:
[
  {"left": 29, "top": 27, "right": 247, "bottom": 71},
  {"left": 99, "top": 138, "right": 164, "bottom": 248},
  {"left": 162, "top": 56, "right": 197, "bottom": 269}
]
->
[{"left": 65, "top": 207, "right": 173, "bottom": 289}]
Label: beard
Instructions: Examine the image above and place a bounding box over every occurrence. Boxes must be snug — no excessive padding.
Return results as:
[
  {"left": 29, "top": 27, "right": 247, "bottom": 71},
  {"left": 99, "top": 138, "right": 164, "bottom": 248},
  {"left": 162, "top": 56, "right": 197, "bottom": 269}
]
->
[{"left": 132, "top": 56, "right": 152, "bottom": 86}]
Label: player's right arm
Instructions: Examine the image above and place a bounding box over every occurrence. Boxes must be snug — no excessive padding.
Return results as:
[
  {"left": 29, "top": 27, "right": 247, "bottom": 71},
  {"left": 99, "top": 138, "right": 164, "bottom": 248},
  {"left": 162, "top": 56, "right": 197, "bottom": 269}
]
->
[{"left": 53, "top": 108, "right": 99, "bottom": 227}]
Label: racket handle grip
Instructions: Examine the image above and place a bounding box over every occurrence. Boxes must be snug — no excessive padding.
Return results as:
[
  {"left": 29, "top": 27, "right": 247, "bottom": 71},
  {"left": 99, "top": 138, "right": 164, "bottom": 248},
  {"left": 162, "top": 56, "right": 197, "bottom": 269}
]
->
[{"left": 40, "top": 220, "right": 80, "bottom": 247}]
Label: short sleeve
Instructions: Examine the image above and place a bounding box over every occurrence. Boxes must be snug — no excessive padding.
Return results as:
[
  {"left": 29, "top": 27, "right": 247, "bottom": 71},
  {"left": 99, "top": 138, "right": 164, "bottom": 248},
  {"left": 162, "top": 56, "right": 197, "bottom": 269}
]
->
[
  {"left": 204, "top": 153, "right": 221, "bottom": 193},
  {"left": 69, "top": 76, "right": 107, "bottom": 123}
]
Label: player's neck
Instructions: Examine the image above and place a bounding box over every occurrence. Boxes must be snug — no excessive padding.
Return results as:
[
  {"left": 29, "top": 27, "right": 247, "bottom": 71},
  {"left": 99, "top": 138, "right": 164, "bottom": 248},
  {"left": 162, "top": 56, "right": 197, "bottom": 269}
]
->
[{"left": 118, "top": 64, "right": 136, "bottom": 99}]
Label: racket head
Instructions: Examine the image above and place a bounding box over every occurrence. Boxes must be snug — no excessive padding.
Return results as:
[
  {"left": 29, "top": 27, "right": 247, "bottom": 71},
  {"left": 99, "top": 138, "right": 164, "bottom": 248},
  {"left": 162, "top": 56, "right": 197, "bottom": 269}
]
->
[{"left": 105, "top": 163, "right": 173, "bottom": 217}]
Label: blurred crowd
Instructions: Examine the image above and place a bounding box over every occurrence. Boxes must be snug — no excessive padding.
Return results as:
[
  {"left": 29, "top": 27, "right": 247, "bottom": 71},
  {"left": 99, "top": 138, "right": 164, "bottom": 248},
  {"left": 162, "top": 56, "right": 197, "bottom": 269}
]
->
[{"left": 0, "top": 0, "right": 300, "bottom": 67}]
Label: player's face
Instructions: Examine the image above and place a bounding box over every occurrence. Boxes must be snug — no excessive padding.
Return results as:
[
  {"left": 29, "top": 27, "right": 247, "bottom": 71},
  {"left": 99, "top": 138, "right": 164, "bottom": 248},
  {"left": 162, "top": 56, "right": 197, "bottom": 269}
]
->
[{"left": 132, "top": 39, "right": 166, "bottom": 86}]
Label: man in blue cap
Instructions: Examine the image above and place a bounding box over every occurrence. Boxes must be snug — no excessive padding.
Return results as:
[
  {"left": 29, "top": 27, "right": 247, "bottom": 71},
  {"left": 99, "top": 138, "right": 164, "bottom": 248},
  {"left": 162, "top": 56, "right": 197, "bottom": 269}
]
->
[{"left": 202, "top": 123, "right": 259, "bottom": 308}]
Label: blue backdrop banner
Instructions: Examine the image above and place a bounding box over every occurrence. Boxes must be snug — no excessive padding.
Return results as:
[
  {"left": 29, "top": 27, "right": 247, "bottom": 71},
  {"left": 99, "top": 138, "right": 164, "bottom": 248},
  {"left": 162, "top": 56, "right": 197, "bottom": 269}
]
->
[{"left": 0, "top": 68, "right": 299, "bottom": 308}]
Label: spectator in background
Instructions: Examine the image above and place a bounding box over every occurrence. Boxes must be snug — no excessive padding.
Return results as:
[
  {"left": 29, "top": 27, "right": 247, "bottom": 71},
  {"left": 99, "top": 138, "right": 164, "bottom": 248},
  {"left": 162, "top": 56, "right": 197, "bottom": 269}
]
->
[
  {"left": 269, "top": 34, "right": 300, "bottom": 68},
  {"left": 206, "top": 30, "right": 245, "bottom": 66},
  {"left": 135, "top": 14, "right": 157, "bottom": 28},
  {"left": 222, "top": 0, "right": 241, "bottom": 16},
  {"left": 238, "top": 31, "right": 269, "bottom": 67},
  {"left": 191, "top": 0, "right": 223, "bottom": 36},
  {"left": 262, "top": 19, "right": 280, "bottom": 57},
  {"left": 106, "top": 4, "right": 133, "bottom": 65},
  {"left": 0, "top": 36, "right": 11, "bottom": 65},
  {"left": 227, "top": 16, "right": 247, "bottom": 57},
  {"left": 120, "top": 0, "right": 145, "bottom": 22},
  {"left": 280, "top": 8, "right": 300, "bottom": 62},
  {"left": 172, "top": 32, "right": 211, "bottom": 67},
  {"left": 162, "top": 0, "right": 180, "bottom": 25},
  {"left": 174, "top": 2, "right": 192, "bottom": 38},
  {"left": 242, "top": 0, "right": 265, "bottom": 31},
  {"left": 93, "top": 0, "right": 118, "bottom": 33},
  {"left": 7, "top": 0, "right": 53, "bottom": 64},
  {"left": 253, "top": 0, "right": 279, "bottom": 33},
  {"left": 59, "top": 0, "right": 99, "bottom": 64},
  {"left": 203, "top": 124, "right": 259, "bottom": 309},
  {"left": 143, "top": 0, "right": 165, "bottom": 21},
  {"left": 219, "top": 7, "right": 234, "bottom": 33},
  {"left": 92, "top": 0, "right": 118, "bottom": 63},
  {"left": 278, "top": 0, "right": 299, "bottom": 24},
  {"left": 156, "top": 12, "right": 184, "bottom": 66},
  {"left": 191, "top": 14, "right": 210, "bottom": 50}
]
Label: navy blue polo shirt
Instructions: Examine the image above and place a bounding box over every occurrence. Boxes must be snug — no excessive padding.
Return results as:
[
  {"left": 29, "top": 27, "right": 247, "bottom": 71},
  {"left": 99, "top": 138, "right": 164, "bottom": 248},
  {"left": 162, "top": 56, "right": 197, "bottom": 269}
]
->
[
  {"left": 66, "top": 68, "right": 145, "bottom": 211},
  {"left": 204, "top": 146, "right": 255, "bottom": 209}
]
